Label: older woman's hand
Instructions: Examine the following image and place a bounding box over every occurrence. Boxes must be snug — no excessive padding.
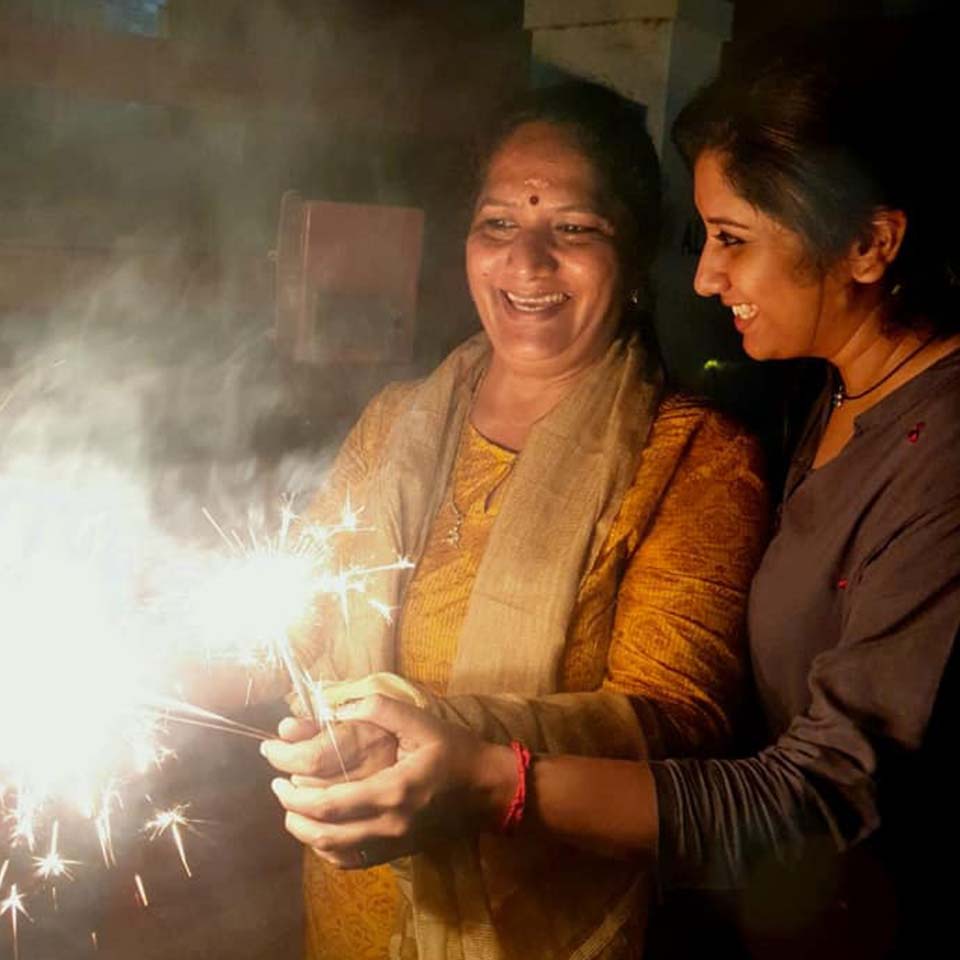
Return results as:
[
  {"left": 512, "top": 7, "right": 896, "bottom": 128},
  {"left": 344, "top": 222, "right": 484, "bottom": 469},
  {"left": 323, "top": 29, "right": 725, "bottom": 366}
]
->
[
  {"left": 265, "top": 696, "right": 516, "bottom": 868},
  {"left": 261, "top": 714, "right": 399, "bottom": 785}
]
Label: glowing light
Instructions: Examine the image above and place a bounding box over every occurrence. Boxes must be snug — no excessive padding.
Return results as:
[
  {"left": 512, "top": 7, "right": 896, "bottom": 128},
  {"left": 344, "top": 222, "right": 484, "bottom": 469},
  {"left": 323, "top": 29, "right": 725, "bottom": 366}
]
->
[
  {"left": 1, "top": 883, "right": 31, "bottom": 960},
  {"left": 134, "top": 873, "right": 149, "bottom": 907},
  {"left": 144, "top": 805, "right": 195, "bottom": 878},
  {"left": 0, "top": 442, "right": 403, "bottom": 948},
  {"left": 0, "top": 466, "right": 172, "bottom": 838},
  {"left": 33, "top": 822, "right": 78, "bottom": 884}
]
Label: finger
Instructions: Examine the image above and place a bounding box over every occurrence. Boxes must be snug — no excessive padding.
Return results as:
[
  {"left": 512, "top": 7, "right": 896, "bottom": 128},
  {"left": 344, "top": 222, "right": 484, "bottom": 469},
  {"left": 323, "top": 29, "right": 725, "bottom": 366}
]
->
[
  {"left": 334, "top": 695, "right": 439, "bottom": 745},
  {"left": 260, "top": 737, "right": 340, "bottom": 776},
  {"left": 272, "top": 768, "right": 402, "bottom": 824},
  {"left": 334, "top": 737, "right": 398, "bottom": 782},
  {"left": 291, "top": 773, "right": 338, "bottom": 789},
  {"left": 283, "top": 811, "right": 406, "bottom": 868},
  {"left": 271, "top": 777, "right": 379, "bottom": 823},
  {"left": 289, "top": 693, "right": 311, "bottom": 719},
  {"left": 277, "top": 716, "right": 319, "bottom": 742}
]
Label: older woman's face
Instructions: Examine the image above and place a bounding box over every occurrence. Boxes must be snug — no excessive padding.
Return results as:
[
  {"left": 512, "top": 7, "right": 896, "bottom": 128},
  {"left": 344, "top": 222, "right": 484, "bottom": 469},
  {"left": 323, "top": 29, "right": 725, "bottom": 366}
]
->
[
  {"left": 466, "top": 122, "right": 624, "bottom": 376},
  {"left": 692, "top": 150, "right": 853, "bottom": 361}
]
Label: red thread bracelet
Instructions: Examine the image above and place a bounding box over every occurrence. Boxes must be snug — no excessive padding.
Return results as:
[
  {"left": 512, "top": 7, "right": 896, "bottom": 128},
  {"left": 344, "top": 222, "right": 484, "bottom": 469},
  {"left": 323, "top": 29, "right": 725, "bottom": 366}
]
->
[{"left": 498, "top": 741, "right": 531, "bottom": 834}]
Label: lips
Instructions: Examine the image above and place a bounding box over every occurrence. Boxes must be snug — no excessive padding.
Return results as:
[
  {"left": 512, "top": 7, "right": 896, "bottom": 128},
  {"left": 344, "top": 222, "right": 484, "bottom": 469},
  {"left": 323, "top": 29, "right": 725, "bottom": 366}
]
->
[
  {"left": 502, "top": 290, "right": 570, "bottom": 313},
  {"left": 729, "top": 302, "right": 758, "bottom": 332}
]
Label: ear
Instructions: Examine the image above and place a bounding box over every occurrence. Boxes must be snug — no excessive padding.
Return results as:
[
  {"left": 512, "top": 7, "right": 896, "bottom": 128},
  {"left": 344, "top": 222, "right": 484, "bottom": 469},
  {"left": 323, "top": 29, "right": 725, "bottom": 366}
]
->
[{"left": 847, "top": 209, "right": 907, "bottom": 284}]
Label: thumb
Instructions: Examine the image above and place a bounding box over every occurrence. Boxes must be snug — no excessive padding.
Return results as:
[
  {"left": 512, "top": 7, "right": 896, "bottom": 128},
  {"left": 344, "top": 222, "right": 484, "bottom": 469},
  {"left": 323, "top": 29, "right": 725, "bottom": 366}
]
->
[{"left": 334, "top": 695, "right": 437, "bottom": 743}]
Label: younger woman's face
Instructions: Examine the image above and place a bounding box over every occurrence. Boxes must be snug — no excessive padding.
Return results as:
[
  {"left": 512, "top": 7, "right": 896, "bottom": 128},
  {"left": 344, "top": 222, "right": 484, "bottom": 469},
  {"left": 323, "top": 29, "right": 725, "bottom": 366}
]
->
[
  {"left": 692, "top": 150, "right": 854, "bottom": 361},
  {"left": 466, "top": 122, "right": 626, "bottom": 378}
]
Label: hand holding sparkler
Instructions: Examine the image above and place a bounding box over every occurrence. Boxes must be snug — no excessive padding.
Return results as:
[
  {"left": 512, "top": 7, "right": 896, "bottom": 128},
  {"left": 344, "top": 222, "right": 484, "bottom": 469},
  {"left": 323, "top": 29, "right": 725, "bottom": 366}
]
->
[
  {"left": 261, "top": 715, "right": 398, "bottom": 786},
  {"left": 265, "top": 696, "right": 515, "bottom": 869}
]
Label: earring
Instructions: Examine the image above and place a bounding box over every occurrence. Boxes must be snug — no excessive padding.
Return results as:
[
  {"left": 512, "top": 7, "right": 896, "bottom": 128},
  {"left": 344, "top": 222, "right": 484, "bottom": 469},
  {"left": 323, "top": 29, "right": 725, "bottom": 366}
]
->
[
  {"left": 891, "top": 282, "right": 902, "bottom": 296},
  {"left": 628, "top": 288, "right": 642, "bottom": 306}
]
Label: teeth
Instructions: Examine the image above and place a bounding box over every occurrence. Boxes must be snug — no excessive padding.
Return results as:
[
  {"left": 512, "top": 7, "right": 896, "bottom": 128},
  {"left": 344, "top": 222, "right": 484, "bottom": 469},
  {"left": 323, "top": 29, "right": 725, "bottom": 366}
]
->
[
  {"left": 731, "top": 303, "right": 758, "bottom": 320},
  {"left": 505, "top": 292, "right": 568, "bottom": 312}
]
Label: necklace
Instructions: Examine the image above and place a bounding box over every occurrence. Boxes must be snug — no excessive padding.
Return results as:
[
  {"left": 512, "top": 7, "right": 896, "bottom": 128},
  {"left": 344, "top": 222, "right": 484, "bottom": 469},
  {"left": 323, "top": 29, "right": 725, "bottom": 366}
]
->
[
  {"left": 444, "top": 492, "right": 466, "bottom": 547},
  {"left": 443, "top": 427, "right": 516, "bottom": 548},
  {"left": 831, "top": 334, "right": 938, "bottom": 410}
]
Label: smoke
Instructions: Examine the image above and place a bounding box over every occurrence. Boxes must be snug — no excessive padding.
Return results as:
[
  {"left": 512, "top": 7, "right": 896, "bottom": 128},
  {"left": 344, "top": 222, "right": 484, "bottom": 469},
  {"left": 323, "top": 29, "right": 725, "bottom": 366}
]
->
[{"left": 0, "top": 249, "right": 334, "bottom": 547}]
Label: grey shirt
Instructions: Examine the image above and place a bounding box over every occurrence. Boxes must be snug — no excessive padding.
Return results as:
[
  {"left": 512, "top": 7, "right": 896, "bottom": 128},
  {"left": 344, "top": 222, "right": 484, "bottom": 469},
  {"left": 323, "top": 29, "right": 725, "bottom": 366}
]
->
[{"left": 652, "top": 348, "right": 960, "bottom": 891}]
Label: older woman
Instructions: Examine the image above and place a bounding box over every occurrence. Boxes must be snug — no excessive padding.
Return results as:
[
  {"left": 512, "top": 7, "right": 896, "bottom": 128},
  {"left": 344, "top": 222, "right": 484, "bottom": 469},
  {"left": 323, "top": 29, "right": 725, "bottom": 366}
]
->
[
  {"left": 263, "top": 82, "right": 767, "bottom": 960},
  {"left": 265, "top": 26, "right": 960, "bottom": 960}
]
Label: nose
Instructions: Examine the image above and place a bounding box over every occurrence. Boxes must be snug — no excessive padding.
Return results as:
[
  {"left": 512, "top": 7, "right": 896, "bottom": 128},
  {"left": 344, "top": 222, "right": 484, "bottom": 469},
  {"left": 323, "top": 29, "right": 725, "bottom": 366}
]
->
[
  {"left": 507, "top": 227, "right": 557, "bottom": 278},
  {"left": 693, "top": 243, "right": 729, "bottom": 299}
]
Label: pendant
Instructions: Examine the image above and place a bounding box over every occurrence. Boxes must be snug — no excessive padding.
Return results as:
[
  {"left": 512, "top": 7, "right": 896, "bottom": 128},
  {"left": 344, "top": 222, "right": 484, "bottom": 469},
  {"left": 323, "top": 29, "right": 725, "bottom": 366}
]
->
[
  {"left": 444, "top": 516, "right": 462, "bottom": 548},
  {"left": 831, "top": 387, "right": 845, "bottom": 410}
]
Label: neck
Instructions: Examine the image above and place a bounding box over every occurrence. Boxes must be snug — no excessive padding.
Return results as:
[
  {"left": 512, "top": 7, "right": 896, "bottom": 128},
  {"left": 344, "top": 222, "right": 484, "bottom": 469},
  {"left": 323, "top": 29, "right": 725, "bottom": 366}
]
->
[
  {"left": 472, "top": 350, "right": 603, "bottom": 448},
  {"left": 827, "top": 306, "right": 953, "bottom": 410}
]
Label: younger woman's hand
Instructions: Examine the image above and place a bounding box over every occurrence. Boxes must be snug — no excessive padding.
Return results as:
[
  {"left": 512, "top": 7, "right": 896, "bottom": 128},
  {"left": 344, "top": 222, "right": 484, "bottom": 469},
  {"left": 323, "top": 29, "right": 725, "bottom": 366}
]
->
[{"left": 267, "top": 695, "right": 517, "bottom": 868}]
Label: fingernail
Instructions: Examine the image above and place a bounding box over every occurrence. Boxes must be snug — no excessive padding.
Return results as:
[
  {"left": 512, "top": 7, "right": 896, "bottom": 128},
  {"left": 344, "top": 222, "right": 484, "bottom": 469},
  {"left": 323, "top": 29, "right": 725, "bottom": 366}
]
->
[
  {"left": 271, "top": 778, "right": 286, "bottom": 795},
  {"left": 333, "top": 702, "right": 359, "bottom": 721}
]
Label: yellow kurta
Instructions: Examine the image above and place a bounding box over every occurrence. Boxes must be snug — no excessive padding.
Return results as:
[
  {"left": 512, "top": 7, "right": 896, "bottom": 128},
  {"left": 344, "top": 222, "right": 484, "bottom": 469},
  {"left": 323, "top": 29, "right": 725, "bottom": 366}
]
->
[{"left": 302, "top": 392, "right": 767, "bottom": 960}]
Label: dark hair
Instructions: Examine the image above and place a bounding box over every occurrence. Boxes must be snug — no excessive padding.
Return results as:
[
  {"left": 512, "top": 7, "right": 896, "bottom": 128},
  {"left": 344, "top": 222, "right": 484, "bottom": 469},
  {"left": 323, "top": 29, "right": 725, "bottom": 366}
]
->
[
  {"left": 673, "top": 20, "right": 960, "bottom": 334},
  {"left": 476, "top": 81, "right": 662, "bottom": 317}
]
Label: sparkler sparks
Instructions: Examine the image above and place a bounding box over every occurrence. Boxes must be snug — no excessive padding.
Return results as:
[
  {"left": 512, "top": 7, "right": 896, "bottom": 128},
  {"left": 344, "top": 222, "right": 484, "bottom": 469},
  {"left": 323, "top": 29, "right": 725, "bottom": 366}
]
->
[
  {"left": 33, "top": 823, "right": 78, "bottom": 912},
  {"left": 144, "top": 805, "right": 196, "bottom": 879},
  {"left": 133, "top": 873, "right": 149, "bottom": 908},
  {"left": 33, "top": 823, "right": 77, "bottom": 884},
  {"left": 177, "top": 498, "right": 413, "bottom": 751},
  {"left": 1, "top": 883, "right": 31, "bottom": 960},
  {"left": 0, "top": 426, "right": 404, "bottom": 954}
]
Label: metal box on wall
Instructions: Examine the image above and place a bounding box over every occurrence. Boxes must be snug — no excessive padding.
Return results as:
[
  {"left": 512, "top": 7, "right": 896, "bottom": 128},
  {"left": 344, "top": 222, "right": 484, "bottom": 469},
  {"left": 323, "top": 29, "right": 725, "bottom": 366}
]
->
[{"left": 273, "top": 191, "right": 424, "bottom": 366}]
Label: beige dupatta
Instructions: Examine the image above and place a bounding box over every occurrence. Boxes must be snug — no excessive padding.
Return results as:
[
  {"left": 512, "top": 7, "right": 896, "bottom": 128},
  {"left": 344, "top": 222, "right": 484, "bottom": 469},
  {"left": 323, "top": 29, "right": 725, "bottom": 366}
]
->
[{"left": 308, "top": 330, "right": 662, "bottom": 959}]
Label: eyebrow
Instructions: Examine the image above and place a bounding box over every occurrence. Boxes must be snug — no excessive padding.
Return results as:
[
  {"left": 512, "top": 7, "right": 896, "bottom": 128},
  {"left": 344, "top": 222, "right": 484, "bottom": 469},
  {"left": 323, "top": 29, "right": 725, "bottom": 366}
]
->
[
  {"left": 475, "top": 196, "right": 520, "bottom": 208},
  {"left": 704, "top": 216, "right": 752, "bottom": 230},
  {"left": 475, "top": 197, "right": 611, "bottom": 219}
]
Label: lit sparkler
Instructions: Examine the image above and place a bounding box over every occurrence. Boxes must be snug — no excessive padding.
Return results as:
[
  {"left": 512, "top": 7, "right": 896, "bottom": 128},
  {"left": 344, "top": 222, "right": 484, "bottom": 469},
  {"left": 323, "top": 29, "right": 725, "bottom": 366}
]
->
[
  {"left": 176, "top": 496, "right": 413, "bottom": 759},
  {"left": 1, "top": 408, "right": 407, "bottom": 953},
  {"left": 0, "top": 460, "right": 202, "bottom": 947}
]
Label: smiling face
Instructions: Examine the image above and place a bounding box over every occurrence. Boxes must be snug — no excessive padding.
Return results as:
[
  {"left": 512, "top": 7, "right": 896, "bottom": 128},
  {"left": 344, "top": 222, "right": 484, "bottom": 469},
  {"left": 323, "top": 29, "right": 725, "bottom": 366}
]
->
[
  {"left": 466, "top": 122, "right": 626, "bottom": 377},
  {"left": 692, "top": 150, "right": 857, "bottom": 361}
]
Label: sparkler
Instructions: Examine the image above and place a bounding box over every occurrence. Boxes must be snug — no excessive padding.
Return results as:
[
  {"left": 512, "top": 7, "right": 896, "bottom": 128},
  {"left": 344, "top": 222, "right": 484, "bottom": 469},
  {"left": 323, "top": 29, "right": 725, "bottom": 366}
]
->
[
  {"left": 1, "top": 378, "right": 410, "bottom": 953},
  {"left": 0, "top": 461, "right": 220, "bottom": 951},
  {"left": 178, "top": 497, "right": 413, "bottom": 775}
]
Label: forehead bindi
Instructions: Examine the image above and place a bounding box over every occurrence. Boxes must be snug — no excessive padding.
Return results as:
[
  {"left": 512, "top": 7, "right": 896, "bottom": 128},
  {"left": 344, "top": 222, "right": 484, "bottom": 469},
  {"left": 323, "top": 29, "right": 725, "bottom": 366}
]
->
[{"left": 481, "top": 124, "right": 603, "bottom": 208}]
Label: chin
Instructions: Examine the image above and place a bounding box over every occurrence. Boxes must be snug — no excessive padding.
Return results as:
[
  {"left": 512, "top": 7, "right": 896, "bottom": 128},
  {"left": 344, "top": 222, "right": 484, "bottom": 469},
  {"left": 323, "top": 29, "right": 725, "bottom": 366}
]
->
[
  {"left": 740, "top": 333, "right": 780, "bottom": 362},
  {"left": 490, "top": 327, "right": 571, "bottom": 361}
]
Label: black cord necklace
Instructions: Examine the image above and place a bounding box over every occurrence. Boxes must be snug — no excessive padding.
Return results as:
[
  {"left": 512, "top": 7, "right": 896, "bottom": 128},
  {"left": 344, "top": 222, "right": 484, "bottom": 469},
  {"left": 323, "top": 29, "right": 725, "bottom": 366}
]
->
[{"left": 831, "top": 334, "right": 939, "bottom": 410}]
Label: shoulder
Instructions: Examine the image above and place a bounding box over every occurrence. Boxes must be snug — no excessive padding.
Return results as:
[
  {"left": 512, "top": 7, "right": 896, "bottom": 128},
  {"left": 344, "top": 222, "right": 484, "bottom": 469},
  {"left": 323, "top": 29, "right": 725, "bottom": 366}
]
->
[
  {"left": 348, "top": 379, "right": 422, "bottom": 453},
  {"left": 647, "top": 393, "right": 765, "bottom": 483},
  {"left": 860, "top": 359, "right": 960, "bottom": 515}
]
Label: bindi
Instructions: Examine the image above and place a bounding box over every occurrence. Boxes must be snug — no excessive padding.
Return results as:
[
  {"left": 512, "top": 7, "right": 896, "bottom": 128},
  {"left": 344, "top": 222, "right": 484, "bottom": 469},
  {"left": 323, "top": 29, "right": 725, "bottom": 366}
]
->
[{"left": 528, "top": 194, "right": 539, "bottom": 206}]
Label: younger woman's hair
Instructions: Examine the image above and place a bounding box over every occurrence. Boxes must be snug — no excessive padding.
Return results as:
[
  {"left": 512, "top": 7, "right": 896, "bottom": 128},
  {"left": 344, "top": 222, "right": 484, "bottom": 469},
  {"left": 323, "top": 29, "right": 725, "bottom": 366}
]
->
[{"left": 673, "top": 19, "right": 960, "bottom": 333}]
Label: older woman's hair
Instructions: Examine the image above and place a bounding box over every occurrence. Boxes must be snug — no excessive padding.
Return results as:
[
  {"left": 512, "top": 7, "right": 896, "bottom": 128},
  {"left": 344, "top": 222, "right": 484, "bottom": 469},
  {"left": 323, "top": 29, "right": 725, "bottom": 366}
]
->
[
  {"left": 673, "top": 21, "right": 960, "bottom": 334},
  {"left": 477, "top": 81, "right": 662, "bottom": 288}
]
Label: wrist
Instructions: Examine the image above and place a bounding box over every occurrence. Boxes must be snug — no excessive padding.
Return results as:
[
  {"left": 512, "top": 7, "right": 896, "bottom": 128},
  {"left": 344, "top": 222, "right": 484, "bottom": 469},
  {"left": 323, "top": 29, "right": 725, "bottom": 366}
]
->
[
  {"left": 497, "top": 741, "right": 532, "bottom": 833},
  {"left": 472, "top": 741, "right": 520, "bottom": 830}
]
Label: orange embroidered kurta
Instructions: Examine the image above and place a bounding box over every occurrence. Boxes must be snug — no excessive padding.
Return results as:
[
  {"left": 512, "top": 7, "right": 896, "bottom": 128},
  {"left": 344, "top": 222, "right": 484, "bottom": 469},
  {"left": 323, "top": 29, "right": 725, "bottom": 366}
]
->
[{"left": 300, "top": 390, "right": 768, "bottom": 960}]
